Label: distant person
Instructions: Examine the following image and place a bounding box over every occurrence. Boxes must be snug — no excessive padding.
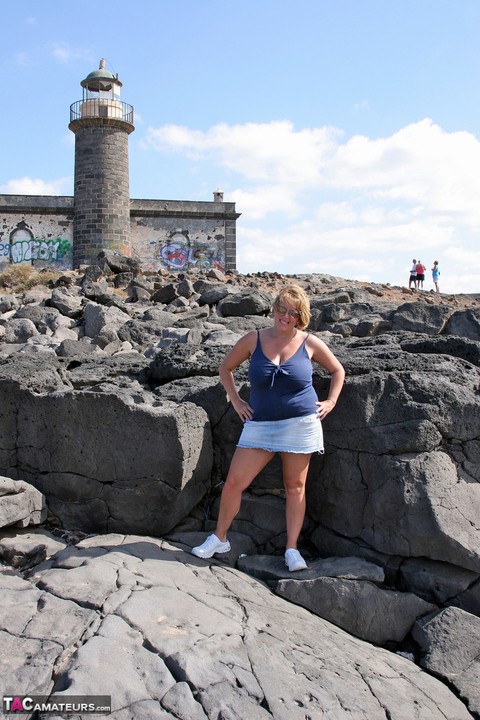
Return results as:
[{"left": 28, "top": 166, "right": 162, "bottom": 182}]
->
[
  {"left": 409, "top": 259, "right": 417, "bottom": 289},
  {"left": 432, "top": 261, "right": 440, "bottom": 293},
  {"left": 416, "top": 260, "right": 426, "bottom": 289}
]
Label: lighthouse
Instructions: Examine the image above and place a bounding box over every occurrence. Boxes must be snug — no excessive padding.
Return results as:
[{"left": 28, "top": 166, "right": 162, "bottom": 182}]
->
[{"left": 69, "top": 59, "right": 134, "bottom": 267}]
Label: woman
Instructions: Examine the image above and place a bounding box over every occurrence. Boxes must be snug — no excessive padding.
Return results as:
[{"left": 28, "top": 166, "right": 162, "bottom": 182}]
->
[
  {"left": 192, "top": 284, "right": 345, "bottom": 571},
  {"left": 416, "top": 260, "right": 426, "bottom": 290}
]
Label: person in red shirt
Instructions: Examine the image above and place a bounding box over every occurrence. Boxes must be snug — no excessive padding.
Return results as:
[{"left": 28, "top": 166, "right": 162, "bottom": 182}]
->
[{"left": 416, "top": 260, "right": 426, "bottom": 289}]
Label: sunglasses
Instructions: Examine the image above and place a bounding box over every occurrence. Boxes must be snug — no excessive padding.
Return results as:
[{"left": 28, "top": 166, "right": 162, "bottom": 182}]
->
[{"left": 275, "top": 303, "right": 300, "bottom": 318}]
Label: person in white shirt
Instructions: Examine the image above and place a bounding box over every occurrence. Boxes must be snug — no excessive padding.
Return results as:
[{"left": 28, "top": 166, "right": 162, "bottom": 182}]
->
[{"left": 409, "top": 259, "right": 417, "bottom": 290}]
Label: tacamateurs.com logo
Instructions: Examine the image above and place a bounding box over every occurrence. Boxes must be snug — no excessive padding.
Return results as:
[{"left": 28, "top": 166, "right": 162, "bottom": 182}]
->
[{"left": 2, "top": 694, "right": 111, "bottom": 714}]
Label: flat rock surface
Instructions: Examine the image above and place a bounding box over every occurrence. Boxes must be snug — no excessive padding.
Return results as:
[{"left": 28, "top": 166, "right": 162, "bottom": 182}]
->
[{"left": 1, "top": 533, "right": 473, "bottom": 719}]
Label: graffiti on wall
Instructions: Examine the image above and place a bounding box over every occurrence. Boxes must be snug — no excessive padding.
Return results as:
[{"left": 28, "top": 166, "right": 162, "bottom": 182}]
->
[
  {"left": 1, "top": 221, "right": 73, "bottom": 270},
  {"left": 159, "top": 231, "right": 224, "bottom": 271},
  {"left": 130, "top": 223, "right": 226, "bottom": 273}
]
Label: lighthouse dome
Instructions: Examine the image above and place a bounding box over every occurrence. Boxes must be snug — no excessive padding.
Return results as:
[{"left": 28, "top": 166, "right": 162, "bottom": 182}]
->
[{"left": 80, "top": 59, "right": 122, "bottom": 92}]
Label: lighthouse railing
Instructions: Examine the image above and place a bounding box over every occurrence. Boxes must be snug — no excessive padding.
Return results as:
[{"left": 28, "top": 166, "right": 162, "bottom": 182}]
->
[{"left": 70, "top": 100, "right": 134, "bottom": 125}]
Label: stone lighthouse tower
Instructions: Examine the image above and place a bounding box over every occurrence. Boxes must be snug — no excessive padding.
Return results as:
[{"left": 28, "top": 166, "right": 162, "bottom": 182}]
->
[{"left": 69, "top": 59, "right": 134, "bottom": 267}]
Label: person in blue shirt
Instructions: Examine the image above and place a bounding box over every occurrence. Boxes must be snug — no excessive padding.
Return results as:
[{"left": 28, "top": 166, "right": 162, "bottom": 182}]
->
[
  {"left": 192, "top": 284, "right": 345, "bottom": 571},
  {"left": 432, "top": 261, "right": 440, "bottom": 293}
]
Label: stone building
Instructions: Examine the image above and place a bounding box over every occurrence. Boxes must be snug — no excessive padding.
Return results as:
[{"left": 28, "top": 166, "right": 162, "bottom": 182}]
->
[{"left": 0, "top": 60, "right": 239, "bottom": 274}]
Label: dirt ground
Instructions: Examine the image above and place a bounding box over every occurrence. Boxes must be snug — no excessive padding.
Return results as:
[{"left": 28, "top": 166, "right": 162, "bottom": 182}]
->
[
  {"left": 238, "top": 271, "right": 480, "bottom": 311},
  {"left": 341, "top": 279, "right": 480, "bottom": 310}
]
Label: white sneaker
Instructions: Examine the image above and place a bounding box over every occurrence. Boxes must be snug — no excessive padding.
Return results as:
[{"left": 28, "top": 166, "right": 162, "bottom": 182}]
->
[
  {"left": 191, "top": 534, "right": 231, "bottom": 558},
  {"left": 285, "top": 548, "right": 307, "bottom": 572}
]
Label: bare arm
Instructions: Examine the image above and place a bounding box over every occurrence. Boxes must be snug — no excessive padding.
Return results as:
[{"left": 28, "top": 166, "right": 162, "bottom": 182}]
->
[
  {"left": 307, "top": 334, "right": 345, "bottom": 420},
  {"left": 219, "top": 331, "right": 257, "bottom": 421}
]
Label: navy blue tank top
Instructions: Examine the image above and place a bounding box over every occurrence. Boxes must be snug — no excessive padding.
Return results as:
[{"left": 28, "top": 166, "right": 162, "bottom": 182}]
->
[{"left": 248, "top": 332, "right": 318, "bottom": 421}]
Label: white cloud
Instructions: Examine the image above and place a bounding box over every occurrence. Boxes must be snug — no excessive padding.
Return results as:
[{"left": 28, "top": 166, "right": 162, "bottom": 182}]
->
[
  {"left": 237, "top": 226, "right": 284, "bottom": 269},
  {"left": 143, "top": 118, "right": 480, "bottom": 227},
  {"left": 143, "top": 117, "right": 480, "bottom": 292},
  {"left": 51, "top": 43, "right": 72, "bottom": 63},
  {"left": 143, "top": 121, "right": 341, "bottom": 186},
  {"left": 352, "top": 99, "right": 370, "bottom": 113},
  {"left": 230, "top": 184, "right": 300, "bottom": 219},
  {"left": 443, "top": 245, "right": 480, "bottom": 271},
  {"left": 0, "top": 177, "right": 71, "bottom": 195},
  {"left": 49, "top": 42, "right": 93, "bottom": 65},
  {"left": 7, "top": 40, "right": 91, "bottom": 70},
  {"left": 236, "top": 218, "right": 454, "bottom": 280},
  {"left": 328, "top": 120, "right": 480, "bottom": 224}
]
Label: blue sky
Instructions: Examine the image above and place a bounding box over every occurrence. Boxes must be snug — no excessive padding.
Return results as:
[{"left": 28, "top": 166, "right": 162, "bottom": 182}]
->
[{"left": 1, "top": 0, "right": 479, "bottom": 293}]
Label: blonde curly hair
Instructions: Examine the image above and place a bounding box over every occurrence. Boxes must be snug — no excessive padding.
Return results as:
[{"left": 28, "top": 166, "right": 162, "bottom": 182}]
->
[{"left": 273, "top": 284, "right": 311, "bottom": 330}]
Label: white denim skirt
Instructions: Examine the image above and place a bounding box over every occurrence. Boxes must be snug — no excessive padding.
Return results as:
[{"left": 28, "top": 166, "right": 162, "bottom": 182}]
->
[{"left": 237, "top": 413, "right": 324, "bottom": 454}]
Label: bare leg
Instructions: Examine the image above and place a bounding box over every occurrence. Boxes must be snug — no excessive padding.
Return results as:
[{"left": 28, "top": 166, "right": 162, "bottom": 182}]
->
[
  {"left": 280, "top": 452, "right": 312, "bottom": 549},
  {"left": 214, "top": 447, "right": 274, "bottom": 541}
]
